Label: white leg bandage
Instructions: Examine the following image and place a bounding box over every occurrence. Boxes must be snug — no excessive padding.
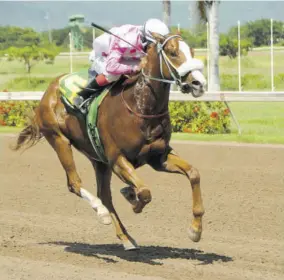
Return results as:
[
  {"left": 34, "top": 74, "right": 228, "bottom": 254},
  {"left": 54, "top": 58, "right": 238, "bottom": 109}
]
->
[{"left": 80, "top": 188, "right": 109, "bottom": 217}]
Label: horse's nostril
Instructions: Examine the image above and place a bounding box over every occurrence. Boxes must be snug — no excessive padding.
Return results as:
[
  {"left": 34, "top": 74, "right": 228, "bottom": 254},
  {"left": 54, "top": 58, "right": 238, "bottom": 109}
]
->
[
  {"left": 192, "top": 80, "right": 201, "bottom": 86},
  {"left": 181, "top": 84, "right": 190, "bottom": 93}
]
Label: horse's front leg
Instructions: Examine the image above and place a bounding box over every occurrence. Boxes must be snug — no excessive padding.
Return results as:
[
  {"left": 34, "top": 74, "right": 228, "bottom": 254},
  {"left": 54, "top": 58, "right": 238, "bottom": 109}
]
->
[
  {"left": 92, "top": 161, "right": 138, "bottom": 250},
  {"left": 149, "top": 149, "right": 205, "bottom": 242},
  {"left": 113, "top": 155, "right": 152, "bottom": 214}
]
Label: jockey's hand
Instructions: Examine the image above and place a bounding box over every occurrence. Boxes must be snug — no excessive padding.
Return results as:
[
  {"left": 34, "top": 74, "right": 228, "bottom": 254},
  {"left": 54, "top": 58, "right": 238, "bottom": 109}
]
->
[
  {"left": 125, "top": 66, "right": 141, "bottom": 78},
  {"left": 132, "top": 65, "right": 141, "bottom": 74}
]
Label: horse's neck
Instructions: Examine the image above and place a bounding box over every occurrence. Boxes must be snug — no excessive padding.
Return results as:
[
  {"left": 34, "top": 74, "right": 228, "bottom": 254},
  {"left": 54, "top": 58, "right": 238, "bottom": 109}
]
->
[{"left": 132, "top": 70, "right": 171, "bottom": 115}]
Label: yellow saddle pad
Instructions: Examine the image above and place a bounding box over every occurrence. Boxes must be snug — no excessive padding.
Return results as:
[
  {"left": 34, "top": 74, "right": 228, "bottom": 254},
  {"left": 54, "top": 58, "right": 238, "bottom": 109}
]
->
[{"left": 59, "top": 70, "right": 89, "bottom": 105}]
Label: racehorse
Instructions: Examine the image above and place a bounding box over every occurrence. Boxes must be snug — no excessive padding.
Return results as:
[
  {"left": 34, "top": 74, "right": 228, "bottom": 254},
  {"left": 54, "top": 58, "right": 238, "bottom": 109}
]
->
[{"left": 12, "top": 32, "right": 206, "bottom": 250}]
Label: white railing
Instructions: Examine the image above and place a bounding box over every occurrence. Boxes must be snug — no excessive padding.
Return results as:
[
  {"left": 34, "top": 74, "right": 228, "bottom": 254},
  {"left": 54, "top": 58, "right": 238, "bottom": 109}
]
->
[
  {"left": 57, "top": 46, "right": 284, "bottom": 57},
  {"left": 169, "top": 91, "right": 284, "bottom": 102},
  {"left": 1, "top": 91, "right": 284, "bottom": 102}
]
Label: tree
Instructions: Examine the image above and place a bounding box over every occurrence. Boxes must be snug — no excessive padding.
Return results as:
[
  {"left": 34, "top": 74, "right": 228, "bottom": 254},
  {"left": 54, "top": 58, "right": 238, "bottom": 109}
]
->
[
  {"left": 244, "top": 19, "right": 284, "bottom": 47},
  {"left": 197, "top": 1, "right": 220, "bottom": 91},
  {"left": 5, "top": 46, "right": 59, "bottom": 73},
  {"left": 228, "top": 19, "right": 284, "bottom": 47},
  {"left": 43, "top": 27, "right": 70, "bottom": 47},
  {"left": 162, "top": 0, "right": 171, "bottom": 27},
  {"left": 170, "top": 26, "right": 207, "bottom": 48},
  {"left": 219, "top": 34, "right": 252, "bottom": 58},
  {"left": 0, "top": 26, "right": 41, "bottom": 50}
]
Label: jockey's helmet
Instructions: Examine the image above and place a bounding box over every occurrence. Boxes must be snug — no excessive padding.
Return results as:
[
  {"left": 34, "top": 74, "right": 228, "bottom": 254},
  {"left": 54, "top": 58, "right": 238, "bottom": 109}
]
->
[{"left": 142, "top": 19, "right": 170, "bottom": 44}]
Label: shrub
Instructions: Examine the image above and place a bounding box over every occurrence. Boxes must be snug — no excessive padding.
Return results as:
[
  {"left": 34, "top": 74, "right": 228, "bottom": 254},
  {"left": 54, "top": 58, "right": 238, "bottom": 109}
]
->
[
  {"left": 0, "top": 101, "right": 39, "bottom": 127},
  {"left": 169, "top": 101, "right": 231, "bottom": 134},
  {"left": 1, "top": 99, "right": 231, "bottom": 135}
]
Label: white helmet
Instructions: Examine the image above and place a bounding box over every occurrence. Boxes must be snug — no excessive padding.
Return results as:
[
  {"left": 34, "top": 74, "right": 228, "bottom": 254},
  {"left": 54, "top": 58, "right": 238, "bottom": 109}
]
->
[{"left": 143, "top": 18, "right": 170, "bottom": 43}]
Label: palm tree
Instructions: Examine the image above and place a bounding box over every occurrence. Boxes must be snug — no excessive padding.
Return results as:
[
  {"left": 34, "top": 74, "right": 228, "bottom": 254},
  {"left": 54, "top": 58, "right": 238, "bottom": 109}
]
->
[
  {"left": 197, "top": 1, "right": 220, "bottom": 91},
  {"left": 162, "top": 0, "right": 171, "bottom": 27}
]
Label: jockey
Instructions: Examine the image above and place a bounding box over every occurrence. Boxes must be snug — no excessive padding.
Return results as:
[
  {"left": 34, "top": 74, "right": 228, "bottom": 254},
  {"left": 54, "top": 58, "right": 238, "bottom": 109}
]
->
[{"left": 74, "top": 18, "right": 170, "bottom": 108}]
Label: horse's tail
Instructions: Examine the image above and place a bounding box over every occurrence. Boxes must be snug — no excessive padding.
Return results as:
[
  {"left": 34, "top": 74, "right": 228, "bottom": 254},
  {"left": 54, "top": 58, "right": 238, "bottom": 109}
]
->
[{"left": 11, "top": 110, "right": 43, "bottom": 152}]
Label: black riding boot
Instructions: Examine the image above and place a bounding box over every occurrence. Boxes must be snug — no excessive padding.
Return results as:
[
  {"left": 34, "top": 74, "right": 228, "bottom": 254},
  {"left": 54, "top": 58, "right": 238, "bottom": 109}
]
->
[{"left": 73, "top": 76, "right": 101, "bottom": 109}]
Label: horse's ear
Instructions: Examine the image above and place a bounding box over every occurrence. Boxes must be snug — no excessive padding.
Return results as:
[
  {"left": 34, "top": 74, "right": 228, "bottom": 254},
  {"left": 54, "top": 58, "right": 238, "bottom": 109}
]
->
[{"left": 150, "top": 32, "right": 165, "bottom": 44}]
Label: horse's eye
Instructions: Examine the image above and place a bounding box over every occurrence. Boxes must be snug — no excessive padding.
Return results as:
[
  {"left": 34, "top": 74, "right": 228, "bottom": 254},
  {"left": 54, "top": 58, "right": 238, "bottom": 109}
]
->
[{"left": 169, "top": 51, "right": 177, "bottom": 57}]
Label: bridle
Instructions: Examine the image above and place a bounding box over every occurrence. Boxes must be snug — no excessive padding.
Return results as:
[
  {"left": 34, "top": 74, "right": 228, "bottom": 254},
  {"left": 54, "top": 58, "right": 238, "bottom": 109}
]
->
[
  {"left": 141, "top": 35, "right": 186, "bottom": 88},
  {"left": 121, "top": 35, "right": 191, "bottom": 119}
]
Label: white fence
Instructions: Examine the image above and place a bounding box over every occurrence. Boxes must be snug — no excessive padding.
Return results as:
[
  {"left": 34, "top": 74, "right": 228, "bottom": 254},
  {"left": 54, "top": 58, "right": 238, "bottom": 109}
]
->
[
  {"left": 58, "top": 47, "right": 284, "bottom": 57},
  {"left": 1, "top": 91, "right": 284, "bottom": 102},
  {"left": 1, "top": 90, "right": 283, "bottom": 135}
]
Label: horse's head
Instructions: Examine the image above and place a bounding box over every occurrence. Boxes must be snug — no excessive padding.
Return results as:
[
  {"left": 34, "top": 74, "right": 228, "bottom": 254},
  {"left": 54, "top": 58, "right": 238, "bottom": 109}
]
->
[{"left": 142, "top": 33, "right": 206, "bottom": 98}]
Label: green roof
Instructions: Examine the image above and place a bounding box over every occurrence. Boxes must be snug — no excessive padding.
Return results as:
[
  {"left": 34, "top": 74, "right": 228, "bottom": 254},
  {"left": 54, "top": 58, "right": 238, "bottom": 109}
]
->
[{"left": 69, "top": 15, "right": 85, "bottom": 20}]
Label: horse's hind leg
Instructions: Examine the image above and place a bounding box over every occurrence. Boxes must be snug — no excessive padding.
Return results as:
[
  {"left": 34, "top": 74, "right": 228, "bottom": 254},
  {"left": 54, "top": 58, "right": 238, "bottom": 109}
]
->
[
  {"left": 149, "top": 149, "right": 205, "bottom": 243},
  {"left": 93, "top": 161, "right": 138, "bottom": 250},
  {"left": 44, "top": 132, "right": 111, "bottom": 225}
]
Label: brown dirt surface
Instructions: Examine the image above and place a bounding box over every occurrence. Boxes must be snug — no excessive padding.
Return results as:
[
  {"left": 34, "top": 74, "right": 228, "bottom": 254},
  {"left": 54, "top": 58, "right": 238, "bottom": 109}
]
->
[{"left": 0, "top": 135, "right": 283, "bottom": 280}]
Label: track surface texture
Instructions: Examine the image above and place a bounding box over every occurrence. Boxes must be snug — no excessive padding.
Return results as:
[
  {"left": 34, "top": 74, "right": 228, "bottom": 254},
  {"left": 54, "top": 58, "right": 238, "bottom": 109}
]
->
[{"left": 0, "top": 135, "right": 283, "bottom": 280}]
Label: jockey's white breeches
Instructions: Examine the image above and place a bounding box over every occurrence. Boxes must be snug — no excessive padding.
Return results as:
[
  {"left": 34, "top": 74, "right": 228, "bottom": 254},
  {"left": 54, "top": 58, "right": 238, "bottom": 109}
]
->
[
  {"left": 90, "top": 56, "right": 120, "bottom": 82},
  {"left": 90, "top": 55, "right": 140, "bottom": 82}
]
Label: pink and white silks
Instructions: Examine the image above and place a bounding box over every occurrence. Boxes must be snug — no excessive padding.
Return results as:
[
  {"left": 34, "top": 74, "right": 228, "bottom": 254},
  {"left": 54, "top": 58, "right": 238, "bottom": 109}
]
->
[{"left": 90, "top": 24, "right": 144, "bottom": 82}]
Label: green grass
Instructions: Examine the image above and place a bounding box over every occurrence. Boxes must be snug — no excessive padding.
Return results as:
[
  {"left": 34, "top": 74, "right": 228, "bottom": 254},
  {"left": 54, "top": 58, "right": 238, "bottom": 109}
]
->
[
  {"left": 0, "top": 56, "right": 89, "bottom": 89},
  {"left": 4, "top": 77, "right": 54, "bottom": 91},
  {"left": 172, "top": 132, "right": 284, "bottom": 144},
  {"left": 0, "top": 126, "right": 22, "bottom": 133},
  {"left": 0, "top": 56, "right": 89, "bottom": 76},
  {"left": 1, "top": 49, "right": 284, "bottom": 91}
]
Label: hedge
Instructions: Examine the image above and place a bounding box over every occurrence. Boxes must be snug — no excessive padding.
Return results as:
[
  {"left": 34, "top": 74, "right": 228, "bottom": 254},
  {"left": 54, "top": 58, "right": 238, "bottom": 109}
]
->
[
  {"left": 0, "top": 101, "right": 39, "bottom": 127},
  {"left": 169, "top": 101, "right": 230, "bottom": 134},
  {"left": 0, "top": 100, "right": 231, "bottom": 134}
]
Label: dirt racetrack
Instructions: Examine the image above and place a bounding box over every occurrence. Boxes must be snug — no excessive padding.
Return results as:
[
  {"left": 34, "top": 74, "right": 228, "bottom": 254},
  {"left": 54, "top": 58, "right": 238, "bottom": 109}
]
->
[{"left": 0, "top": 135, "right": 283, "bottom": 280}]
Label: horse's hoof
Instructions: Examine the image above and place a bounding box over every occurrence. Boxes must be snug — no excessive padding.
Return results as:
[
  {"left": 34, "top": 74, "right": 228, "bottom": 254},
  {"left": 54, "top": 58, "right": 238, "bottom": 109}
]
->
[
  {"left": 123, "top": 239, "right": 139, "bottom": 251},
  {"left": 188, "top": 226, "right": 202, "bottom": 242},
  {"left": 132, "top": 201, "right": 144, "bottom": 213},
  {"left": 96, "top": 207, "right": 112, "bottom": 225},
  {"left": 120, "top": 186, "right": 137, "bottom": 205},
  {"left": 137, "top": 188, "right": 152, "bottom": 203},
  {"left": 98, "top": 213, "right": 112, "bottom": 225}
]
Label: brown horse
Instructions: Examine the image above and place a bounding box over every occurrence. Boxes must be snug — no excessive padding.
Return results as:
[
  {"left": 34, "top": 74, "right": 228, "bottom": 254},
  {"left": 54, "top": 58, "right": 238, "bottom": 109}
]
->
[{"left": 12, "top": 33, "right": 206, "bottom": 250}]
